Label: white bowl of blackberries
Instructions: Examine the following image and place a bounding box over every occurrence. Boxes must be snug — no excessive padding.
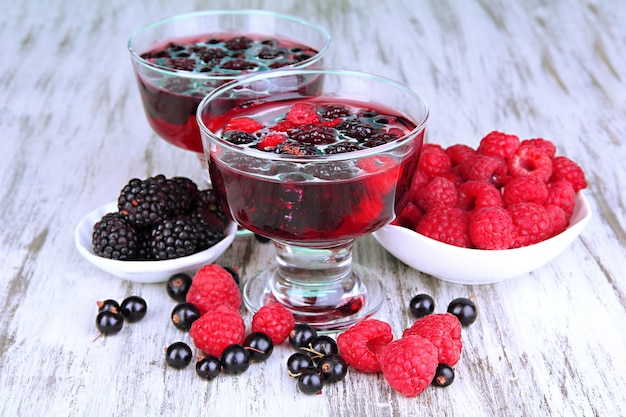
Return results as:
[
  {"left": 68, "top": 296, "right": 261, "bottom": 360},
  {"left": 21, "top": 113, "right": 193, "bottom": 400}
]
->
[{"left": 75, "top": 175, "right": 236, "bottom": 283}]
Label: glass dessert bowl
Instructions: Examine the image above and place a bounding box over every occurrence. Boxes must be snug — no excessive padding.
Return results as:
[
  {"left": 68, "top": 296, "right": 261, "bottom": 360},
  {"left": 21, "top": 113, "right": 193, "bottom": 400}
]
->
[
  {"left": 128, "top": 10, "right": 331, "bottom": 173},
  {"left": 197, "top": 69, "right": 429, "bottom": 330}
]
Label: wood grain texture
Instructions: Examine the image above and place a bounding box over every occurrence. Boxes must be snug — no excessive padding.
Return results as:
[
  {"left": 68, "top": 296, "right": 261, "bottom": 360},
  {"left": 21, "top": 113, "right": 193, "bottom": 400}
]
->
[{"left": 1, "top": 0, "right": 625, "bottom": 416}]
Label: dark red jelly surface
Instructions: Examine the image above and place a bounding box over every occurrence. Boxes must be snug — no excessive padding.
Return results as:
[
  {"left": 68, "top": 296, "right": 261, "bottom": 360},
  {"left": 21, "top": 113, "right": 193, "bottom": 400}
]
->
[
  {"left": 206, "top": 98, "right": 424, "bottom": 243},
  {"left": 135, "top": 33, "right": 320, "bottom": 153}
]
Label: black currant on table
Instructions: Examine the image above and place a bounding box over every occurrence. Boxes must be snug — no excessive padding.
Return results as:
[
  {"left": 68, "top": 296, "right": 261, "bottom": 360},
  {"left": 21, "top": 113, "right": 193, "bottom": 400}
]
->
[
  {"left": 243, "top": 332, "right": 274, "bottom": 362},
  {"left": 304, "top": 335, "right": 338, "bottom": 358},
  {"left": 221, "top": 344, "right": 251, "bottom": 375},
  {"left": 287, "top": 352, "right": 314, "bottom": 377},
  {"left": 297, "top": 367, "right": 324, "bottom": 395},
  {"left": 171, "top": 302, "right": 200, "bottom": 331},
  {"left": 289, "top": 323, "right": 317, "bottom": 350},
  {"left": 166, "top": 273, "right": 193, "bottom": 302},
  {"left": 119, "top": 295, "right": 147, "bottom": 322},
  {"left": 222, "top": 266, "right": 241, "bottom": 286},
  {"left": 95, "top": 310, "right": 124, "bottom": 335},
  {"left": 432, "top": 363, "right": 455, "bottom": 387},
  {"left": 409, "top": 293, "right": 435, "bottom": 319},
  {"left": 97, "top": 299, "right": 120, "bottom": 313},
  {"left": 447, "top": 297, "right": 478, "bottom": 326},
  {"left": 317, "top": 354, "right": 348, "bottom": 383},
  {"left": 196, "top": 355, "right": 222, "bottom": 380},
  {"left": 165, "top": 342, "right": 193, "bottom": 369}
]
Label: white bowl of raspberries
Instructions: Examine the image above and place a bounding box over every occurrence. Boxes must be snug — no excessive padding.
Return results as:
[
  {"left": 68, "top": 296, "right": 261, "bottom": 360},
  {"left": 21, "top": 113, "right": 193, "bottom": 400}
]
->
[
  {"left": 373, "top": 131, "right": 592, "bottom": 284},
  {"left": 75, "top": 175, "right": 237, "bottom": 283}
]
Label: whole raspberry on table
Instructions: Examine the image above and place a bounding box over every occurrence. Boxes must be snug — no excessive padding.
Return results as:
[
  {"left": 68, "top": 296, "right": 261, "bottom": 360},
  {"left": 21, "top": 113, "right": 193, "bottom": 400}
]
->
[
  {"left": 380, "top": 335, "right": 438, "bottom": 397},
  {"left": 469, "top": 206, "right": 515, "bottom": 250},
  {"left": 336, "top": 319, "right": 394, "bottom": 373},
  {"left": 403, "top": 313, "right": 463, "bottom": 366},
  {"left": 415, "top": 206, "right": 472, "bottom": 248},
  {"left": 189, "top": 305, "right": 245, "bottom": 357},
  {"left": 186, "top": 264, "right": 242, "bottom": 315},
  {"left": 251, "top": 303, "right": 296, "bottom": 344}
]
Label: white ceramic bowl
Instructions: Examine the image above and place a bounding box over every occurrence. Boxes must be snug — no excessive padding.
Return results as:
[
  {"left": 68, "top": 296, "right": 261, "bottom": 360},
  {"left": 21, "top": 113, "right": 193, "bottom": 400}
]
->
[
  {"left": 372, "top": 192, "right": 592, "bottom": 285},
  {"left": 74, "top": 202, "right": 237, "bottom": 283}
]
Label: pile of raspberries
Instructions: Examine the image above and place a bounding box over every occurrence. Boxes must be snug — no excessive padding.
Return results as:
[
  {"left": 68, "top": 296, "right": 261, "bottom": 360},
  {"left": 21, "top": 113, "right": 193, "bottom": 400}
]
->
[{"left": 394, "top": 131, "right": 587, "bottom": 249}]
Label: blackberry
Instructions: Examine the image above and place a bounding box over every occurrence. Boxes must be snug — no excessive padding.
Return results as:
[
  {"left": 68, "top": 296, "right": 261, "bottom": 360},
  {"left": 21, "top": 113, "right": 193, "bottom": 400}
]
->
[
  {"left": 92, "top": 212, "right": 140, "bottom": 260},
  {"left": 168, "top": 58, "right": 196, "bottom": 71},
  {"left": 224, "top": 36, "right": 253, "bottom": 51},
  {"left": 149, "top": 215, "right": 199, "bottom": 260},
  {"left": 168, "top": 177, "right": 199, "bottom": 215},
  {"left": 118, "top": 175, "right": 174, "bottom": 227},
  {"left": 257, "top": 46, "right": 282, "bottom": 60},
  {"left": 362, "top": 132, "right": 399, "bottom": 148},
  {"left": 221, "top": 59, "right": 258, "bottom": 71},
  {"left": 302, "top": 162, "right": 357, "bottom": 180},
  {"left": 195, "top": 189, "right": 228, "bottom": 229},
  {"left": 337, "top": 119, "right": 378, "bottom": 142},
  {"left": 197, "top": 48, "right": 227, "bottom": 63},
  {"left": 191, "top": 212, "right": 225, "bottom": 251},
  {"left": 325, "top": 141, "right": 363, "bottom": 154},
  {"left": 226, "top": 131, "right": 256, "bottom": 145},
  {"left": 321, "top": 104, "right": 351, "bottom": 119},
  {"left": 291, "top": 125, "right": 336, "bottom": 145}
]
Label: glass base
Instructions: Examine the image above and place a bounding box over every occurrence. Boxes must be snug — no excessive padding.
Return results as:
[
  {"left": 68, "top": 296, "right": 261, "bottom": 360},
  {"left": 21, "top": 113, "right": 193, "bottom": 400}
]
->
[{"left": 242, "top": 263, "right": 384, "bottom": 331}]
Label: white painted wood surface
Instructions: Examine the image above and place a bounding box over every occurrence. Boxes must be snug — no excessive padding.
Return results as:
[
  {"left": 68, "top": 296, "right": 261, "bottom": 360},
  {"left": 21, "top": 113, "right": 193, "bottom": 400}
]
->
[{"left": 1, "top": 0, "right": 625, "bottom": 416}]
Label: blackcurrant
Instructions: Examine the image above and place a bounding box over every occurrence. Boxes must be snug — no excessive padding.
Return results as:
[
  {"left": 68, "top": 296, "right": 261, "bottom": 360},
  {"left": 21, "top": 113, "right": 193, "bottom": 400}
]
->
[
  {"left": 447, "top": 297, "right": 478, "bottom": 326},
  {"left": 165, "top": 342, "right": 192, "bottom": 369},
  {"left": 287, "top": 353, "right": 314, "bottom": 377},
  {"left": 305, "top": 335, "right": 338, "bottom": 358},
  {"left": 297, "top": 367, "right": 324, "bottom": 395},
  {"left": 243, "top": 332, "right": 274, "bottom": 362},
  {"left": 432, "top": 364, "right": 455, "bottom": 387},
  {"left": 289, "top": 323, "right": 317, "bottom": 350},
  {"left": 166, "top": 273, "right": 193, "bottom": 302},
  {"left": 409, "top": 293, "right": 435, "bottom": 319},
  {"left": 171, "top": 302, "right": 200, "bottom": 331},
  {"left": 222, "top": 266, "right": 240, "bottom": 286},
  {"left": 96, "top": 299, "right": 120, "bottom": 313},
  {"left": 95, "top": 310, "right": 124, "bottom": 335},
  {"left": 119, "top": 296, "right": 147, "bottom": 322},
  {"left": 196, "top": 355, "right": 221, "bottom": 380},
  {"left": 317, "top": 354, "right": 348, "bottom": 383},
  {"left": 221, "top": 344, "right": 251, "bottom": 375}
]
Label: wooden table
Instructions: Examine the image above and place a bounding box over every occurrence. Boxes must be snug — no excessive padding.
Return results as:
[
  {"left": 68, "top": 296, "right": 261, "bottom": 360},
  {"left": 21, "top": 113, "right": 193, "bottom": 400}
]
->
[{"left": 2, "top": 0, "right": 625, "bottom": 416}]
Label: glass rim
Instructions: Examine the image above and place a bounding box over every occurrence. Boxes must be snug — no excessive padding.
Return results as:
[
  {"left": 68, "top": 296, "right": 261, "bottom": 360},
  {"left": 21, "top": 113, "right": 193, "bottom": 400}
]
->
[
  {"left": 196, "top": 68, "right": 429, "bottom": 163},
  {"left": 127, "top": 9, "right": 332, "bottom": 80}
]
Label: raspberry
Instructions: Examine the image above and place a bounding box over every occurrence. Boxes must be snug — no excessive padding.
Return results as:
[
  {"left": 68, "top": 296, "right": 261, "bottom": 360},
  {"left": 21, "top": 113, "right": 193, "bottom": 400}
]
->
[
  {"left": 468, "top": 206, "right": 515, "bottom": 250},
  {"left": 402, "top": 313, "right": 463, "bottom": 366},
  {"left": 336, "top": 319, "right": 394, "bottom": 373},
  {"left": 456, "top": 180, "right": 503, "bottom": 212},
  {"left": 545, "top": 204, "right": 568, "bottom": 237},
  {"left": 186, "top": 264, "right": 242, "bottom": 315},
  {"left": 392, "top": 202, "right": 423, "bottom": 229},
  {"left": 189, "top": 305, "right": 245, "bottom": 357},
  {"left": 477, "top": 131, "right": 520, "bottom": 159},
  {"left": 256, "top": 133, "right": 286, "bottom": 151},
  {"left": 502, "top": 176, "right": 549, "bottom": 207},
  {"left": 546, "top": 179, "right": 576, "bottom": 216},
  {"left": 521, "top": 138, "right": 557, "bottom": 158},
  {"left": 550, "top": 155, "right": 587, "bottom": 192},
  {"left": 223, "top": 117, "right": 264, "bottom": 133},
  {"left": 459, "top": 154, "right": 508, "bottom": 186},
  {"left": 285, "top": 103, "right": 321, "bottom": 126},
  {"left": 507, "top": 145, "right": 553, "bottom": 182},
  {"left": 251, "top": 303, "right": 295, "bottom": 344},
  {"left": 380, "top": 335, "right": 438, "bottom": 397},
  {"left": 414, "top": 176, "right": 458, "bottom": 211},
  {"left": 415, "top": 206, "right": 471, "bottom": 248},
  {"left": 445, "top": 143, "right": 476, "bottom": 166},
  {"left": 507, "top": 202, "right": 551, "bottom": 247},
  {"left": 357, "top": 155, "right": 399, "bottom": 194},
  {"left": 417, "top": 147, "right": 452, "bottom": 178}
]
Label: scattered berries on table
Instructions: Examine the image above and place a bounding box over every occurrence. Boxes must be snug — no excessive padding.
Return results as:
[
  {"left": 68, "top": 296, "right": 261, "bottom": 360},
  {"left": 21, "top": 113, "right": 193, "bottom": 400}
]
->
[
  {"left": 336, "top": 319, "right": 393, "bottom": 373},
  {"left": 171, "top": 302, "right": 200, "bottom": 331},
  {"left": 165, "top": 341, "right": 193, "bottom": 369},
  {"left": 166, "top": 273, "right": 193, "bottom": 302},
  {"left": 297, "top": 367, "right": 325, "bottom": 395},
  {"left": 403, "top": 313, "right": 463, "bottom": 366},
  {"left": 409, "top": 294, "right": 435, "bottom": 319},
  {"left": 317, "top": 354, "right": 348, "bottom": 384},
  {"left": 289, "top": 323, "right": 318, "bottom": 350},
  {"left": 189, "top": 305, "right": 245, "bottom": 357},
  {"left": 95, "top": 310, "right": 124, "bottom": 336},
  {"left": 251, "top": 303, "right": 296, "bottom": 345},
  {"left": 393, "top": 132, "right": 587, "bottom": 249},
  {"left": 243, "top": 332, "right": 274, "bottom": 362},
  {"left": 96, "top": 299, "right": 120, "bottom": 313},
  {"left": 119, "top": 296, "right": 147, "bottom": 323},
  {"left": 432, "top": 364, "right": 455, "bottom": 387},
  {"left": 196, "top": 355, "right": 222, "bottom": 380},
  {"left": 380, "top": 335, "right": 438, "bottom": 397},
  {"left": 220, "top": 344, "right": 251, "bottom": 375},
  {"left": 287, "top": 352, "right": 315, "bottom": 377}
]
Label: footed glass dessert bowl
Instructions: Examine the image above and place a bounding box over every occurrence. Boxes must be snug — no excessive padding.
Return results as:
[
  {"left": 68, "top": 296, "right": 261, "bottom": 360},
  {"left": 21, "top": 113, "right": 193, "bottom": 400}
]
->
[
  {"left": 128, "top": 10, "right": 331, "bottom": 174},
  {"left": 197, "top": 69, "right": 428, "bottom": 330}
]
